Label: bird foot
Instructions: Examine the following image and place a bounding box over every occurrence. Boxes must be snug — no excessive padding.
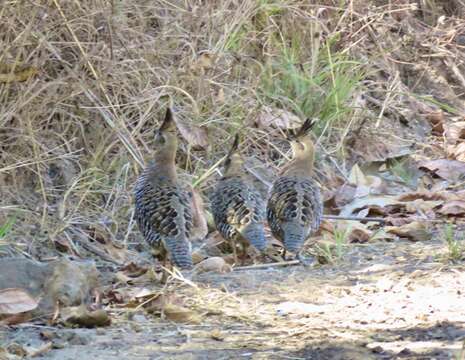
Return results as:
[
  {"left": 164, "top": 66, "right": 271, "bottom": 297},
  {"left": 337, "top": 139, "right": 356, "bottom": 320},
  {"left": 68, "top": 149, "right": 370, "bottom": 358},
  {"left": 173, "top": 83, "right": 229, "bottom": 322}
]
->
[{"left": 297, "top": 253, "right": 315, "bottom": 267}]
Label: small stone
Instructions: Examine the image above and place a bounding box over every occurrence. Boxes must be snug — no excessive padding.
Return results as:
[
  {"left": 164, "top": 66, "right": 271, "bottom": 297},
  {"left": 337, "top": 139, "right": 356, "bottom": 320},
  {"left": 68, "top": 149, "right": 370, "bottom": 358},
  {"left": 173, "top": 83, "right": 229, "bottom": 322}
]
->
[{"left": 371, "top": 346, "right": 384, "bottom": 354}]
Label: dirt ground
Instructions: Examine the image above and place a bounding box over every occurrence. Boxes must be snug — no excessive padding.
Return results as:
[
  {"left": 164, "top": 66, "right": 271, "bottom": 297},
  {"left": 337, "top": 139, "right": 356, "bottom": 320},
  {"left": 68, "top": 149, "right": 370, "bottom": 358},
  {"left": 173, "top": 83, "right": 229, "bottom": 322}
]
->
[{"left": 3, "top": 236, "right": 464, "bottom": 360}]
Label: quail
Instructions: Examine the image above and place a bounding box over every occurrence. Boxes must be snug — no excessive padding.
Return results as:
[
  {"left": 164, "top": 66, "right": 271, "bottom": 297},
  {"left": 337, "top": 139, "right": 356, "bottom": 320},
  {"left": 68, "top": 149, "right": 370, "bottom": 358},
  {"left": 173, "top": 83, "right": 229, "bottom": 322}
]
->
[
  {"left": 266, "top": 119, "right": 322, "bottom": 265},
  {"left": 211, "top": 135, "right": 267, "bottom": 264},
  {"left": 134, "top": 108, "right": 194, "bottom": 270}
]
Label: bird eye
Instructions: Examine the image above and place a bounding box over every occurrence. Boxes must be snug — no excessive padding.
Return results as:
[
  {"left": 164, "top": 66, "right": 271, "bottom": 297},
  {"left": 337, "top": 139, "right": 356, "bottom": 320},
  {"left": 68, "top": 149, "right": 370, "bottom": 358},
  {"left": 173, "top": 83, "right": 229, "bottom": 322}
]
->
[{"left": 155, "top": 132, "right": 166, "bottom": 144}]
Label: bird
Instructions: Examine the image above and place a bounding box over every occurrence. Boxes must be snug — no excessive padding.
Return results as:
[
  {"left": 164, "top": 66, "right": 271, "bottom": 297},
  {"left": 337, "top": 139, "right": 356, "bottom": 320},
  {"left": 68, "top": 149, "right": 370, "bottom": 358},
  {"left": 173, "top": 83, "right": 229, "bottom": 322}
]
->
[
  {"left": 134, "top": 107, "right": 194, "bottom": 270},
  {"left": 266, "top": 118, "right": 323, "bottom": 265},
  {"left": 211, "top": 134, "right": 267, "bottom": 264}
]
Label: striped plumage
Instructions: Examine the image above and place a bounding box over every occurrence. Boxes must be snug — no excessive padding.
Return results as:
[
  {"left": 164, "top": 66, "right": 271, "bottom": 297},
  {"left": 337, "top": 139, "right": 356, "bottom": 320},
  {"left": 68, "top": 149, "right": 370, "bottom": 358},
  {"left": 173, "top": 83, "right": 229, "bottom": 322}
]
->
[
  {"left": 267, "top": 119, "right": 323, "bottom": 261},
  {"left": 211, "top": 135, "right": 267, "bottom": 263},
  {"left": 134, "top": 108, "right": 194, "bottom": 270}
]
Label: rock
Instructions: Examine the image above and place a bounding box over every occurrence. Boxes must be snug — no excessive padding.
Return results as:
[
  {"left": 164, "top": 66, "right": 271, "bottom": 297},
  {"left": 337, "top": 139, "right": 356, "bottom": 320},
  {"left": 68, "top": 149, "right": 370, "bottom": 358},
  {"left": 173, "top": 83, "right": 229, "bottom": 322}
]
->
[{"left": 0, "top": 258, "right": 99, "bottom": 317}]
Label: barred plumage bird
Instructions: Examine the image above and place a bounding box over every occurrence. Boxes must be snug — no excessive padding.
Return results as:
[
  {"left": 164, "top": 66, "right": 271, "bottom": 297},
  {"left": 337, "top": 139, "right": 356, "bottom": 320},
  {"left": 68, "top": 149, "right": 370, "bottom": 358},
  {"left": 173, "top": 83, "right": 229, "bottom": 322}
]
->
[
  {"left": 134, "top": 108, "right": 194, "bottom": 270},
  {"left": 267, "top": 119, "right": 322, "bottom": 264},
  {"left": 211, "top": 135, "right": 267, "bottom": 264}
]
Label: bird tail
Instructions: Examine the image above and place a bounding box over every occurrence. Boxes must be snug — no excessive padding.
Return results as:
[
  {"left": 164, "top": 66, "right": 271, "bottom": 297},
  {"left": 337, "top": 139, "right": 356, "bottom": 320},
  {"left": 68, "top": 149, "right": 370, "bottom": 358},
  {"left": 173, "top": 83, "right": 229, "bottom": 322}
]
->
[
  {"left": 241, "top": 223, "right": 267, "bottom": 252},
  {"left": 164, "top": 238, "right": 193, "bottom": 270},
  {"left": 282, "top": 223, "right": 306, "bottom": 253}
]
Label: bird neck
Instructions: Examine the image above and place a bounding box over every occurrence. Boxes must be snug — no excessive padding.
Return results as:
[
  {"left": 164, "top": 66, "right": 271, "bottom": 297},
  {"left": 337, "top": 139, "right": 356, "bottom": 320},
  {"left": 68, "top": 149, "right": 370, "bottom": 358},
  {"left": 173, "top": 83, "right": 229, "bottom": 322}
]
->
[
  {"left": 223, "top": 154, "right": 244, "bottom": 178},
  {"left": 148, "top": 145, "right": 178, "bottom": 182},
  {"left": 282, "top": 138, "right": 315, "bottom": 177}
]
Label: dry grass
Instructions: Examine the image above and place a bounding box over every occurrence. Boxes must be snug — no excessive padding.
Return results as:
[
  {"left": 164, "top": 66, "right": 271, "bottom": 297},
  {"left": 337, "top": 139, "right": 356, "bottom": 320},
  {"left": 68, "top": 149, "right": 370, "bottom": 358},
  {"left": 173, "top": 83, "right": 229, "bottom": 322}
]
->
[{"left": 0, "top": 0, "right": 464, "bottom": 262}]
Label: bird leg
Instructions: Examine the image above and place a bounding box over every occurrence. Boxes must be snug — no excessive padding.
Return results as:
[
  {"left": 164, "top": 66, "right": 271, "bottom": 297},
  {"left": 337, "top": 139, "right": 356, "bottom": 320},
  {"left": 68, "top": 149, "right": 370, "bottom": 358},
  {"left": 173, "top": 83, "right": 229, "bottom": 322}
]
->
[
  {"left": 231, "top": 241, "right": 238, "bottom": 266},
  {"left": 239, "top": 243, "right": 248, "bottom": 265},
  {"left": 160, "top": 247, "right": 170, "bottom": 284}
]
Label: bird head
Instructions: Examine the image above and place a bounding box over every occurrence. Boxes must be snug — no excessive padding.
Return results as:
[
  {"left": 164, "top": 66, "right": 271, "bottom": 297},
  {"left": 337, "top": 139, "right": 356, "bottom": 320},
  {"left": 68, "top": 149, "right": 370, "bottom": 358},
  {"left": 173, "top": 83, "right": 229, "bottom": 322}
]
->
[
  {"left": 153, "top": 107, "right": 178, "bottom": 161},
  {"left": 284, "top": 118, "right": 317, "bottom": 175}
]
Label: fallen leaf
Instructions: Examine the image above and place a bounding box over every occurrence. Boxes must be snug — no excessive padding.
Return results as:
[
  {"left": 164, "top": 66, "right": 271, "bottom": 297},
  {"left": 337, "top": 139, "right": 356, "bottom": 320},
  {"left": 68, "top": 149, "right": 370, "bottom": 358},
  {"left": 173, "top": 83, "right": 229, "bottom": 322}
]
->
[
  {"left": 61, "top": 305, "right": 111, "bottom": 328},
  {"left": 347, "top": 226, "right": 373, "bottom": 243},
  {"left": 119, "top": 262, "right": 148, "bottom": 278},
  {"left": 448, "top": 142, "right": 465, "bottom": 162},
  {"left": 397, "top": 191, "right": 446, "bottom": 202},
  {"left": 0, "top": 312, "right": 32, "bottom": 325},
  {"left": 194, "top": 257, "right": 232, "bottom": 274},
  {"left": 187, "top": 186, "right": 208, "bottom": 242},
  {"left": 386, "top": 221, "right": 432, "bottom": 241},
  {"left": 330, "top": 220, "right": 373, "bottom": 243},
  {"left": 418, "top": 159, "right": 465, "bottom": 182},
  {"left": 340, "top": 196, "right": 401, "bottom": 217},
  {"left": 348, "top": 164, "right": 385, "bottom": 198},
  {"left": 332, "top": 183, "right": 357, "bottom": 208},
  {"left": 210, "top": 329, "right": 225, "bottom": 341},
  {"left": 172, "top": 114, "right": 208, "bottom": 150},
  {"left": 162, "top": 303, "right": 201, "bottom": 324},
  {"left": 405, "top": 199, "right": 443, "bottom": 213},
  {"left": 439, "top": 200, "right": 465, "bottom": 215},
  {"left": 426, "top": 111, "right": 445, "bottom": 136},
  {"left": 252, "top": 106, "right": 302, "bottom": 130},
  {"left": 444, "top": 121, "right": 465, "bottom": 144},
  {"left": 370, "top": 229, "right": 399, "bottom": 242},
  {"left": 0, "top": 288, "right": 38, "bottom": 315}
]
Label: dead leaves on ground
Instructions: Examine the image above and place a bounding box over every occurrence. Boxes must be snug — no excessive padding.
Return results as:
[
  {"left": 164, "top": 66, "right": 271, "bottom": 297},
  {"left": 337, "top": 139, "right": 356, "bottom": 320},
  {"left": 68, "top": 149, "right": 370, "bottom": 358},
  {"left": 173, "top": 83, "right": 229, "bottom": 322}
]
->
[
  {"left": 251, "top": 106, "right": 302, "bottom": 130},
  {"left": 171, "top": 110, "right": 209, "bottom": 150},
  {"left": 418, "top": 159, "right": 465, "bottom": 182},
  {"left": 325, "top": 160, "right": 465, "bottom": 244},
  {"left": 386, "top": 221, "right": 432, "bottom": 242},
  {"left": 0, "top": 288, "right": 38, "bottom": 315},
  {"left": 108, "top": 287, "right": 202, "bottom": 325},
  {"left": 0, "top": 288, "right": 38, "bottom": 325}
]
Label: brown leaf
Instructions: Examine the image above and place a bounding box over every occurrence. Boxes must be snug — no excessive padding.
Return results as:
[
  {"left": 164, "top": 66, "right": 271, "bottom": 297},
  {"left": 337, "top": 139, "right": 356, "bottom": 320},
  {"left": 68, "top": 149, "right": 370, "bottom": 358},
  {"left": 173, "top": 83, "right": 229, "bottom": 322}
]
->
[
  {"left": 120, "top": 262, "right": 148, "bottom": 278},
  {"left": 194, "top": 257, "right": 232, "bottom": 274},
  {"left": 444, "top": 121, "right": 465, "bottom": 144},
  {"left": 386, "top": 221, "right": 432, "bottom": 242},
  {"left": 439, "top": 200, "right": 465, "bottom": 215},
  {"left": 426, "top": 111, "right": 445, "bottom": 136},
  {"left": 252, "top": 106, "right": 302, "bottom": 130},
  {"left": 0, "top": 312, "right": 32, "bottom": 325},
  {"left": 210, "top": 329, "right": 225, "bottom": 341},
  {"left": 162, "top": 303, "right": 202, "bottom": 324},
  {"left": 61, "top": 305, "right": 111, "bottom": 328},
  {"left": 172, "top": 115, "right": 208, "bottom": 150},
  {"left": 348, "top": 164, "right": 386, "bottom": 198},
  {"left": 340, "top": 196, "right": 401, "bottom": 217},
  {"left": 187, "top": 186, "right": 208, "bottom": 242},
  {"left": 0, "top": 288, "right": 38, "bottom": 315},
  {"left": 397, "top": 191, "right": 446, "bottom": 202},
  {"left": 332, "top": 221, "right": 373, "bottom": 243},
  {"left": 448, "top": 142, "right": 465, "bottom": 162},
  {"left": 405, "top": 199, "right": 443, "bottom": 213},
  {"left": 418, "top": 159, "right": 465, "bottom": 182}
]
